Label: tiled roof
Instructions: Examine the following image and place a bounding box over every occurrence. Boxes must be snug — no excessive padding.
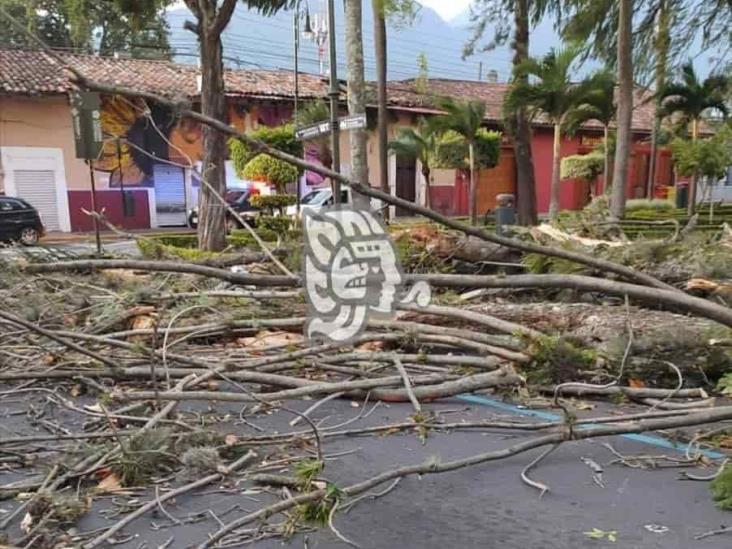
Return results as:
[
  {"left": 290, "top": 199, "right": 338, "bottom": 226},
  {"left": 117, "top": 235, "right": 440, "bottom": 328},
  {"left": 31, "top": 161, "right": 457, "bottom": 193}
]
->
[
  {"left": 0, "top": 48, "right": 658, "bottom": 133},
  {"left": 383, "top": 78, "right": 659, "bottom": 134},
  {"left": 0, "top": 48, "right": 329, "bottom": 100},
  {"left": 0, "top": 49, "right": 69, "bottom": 94}
]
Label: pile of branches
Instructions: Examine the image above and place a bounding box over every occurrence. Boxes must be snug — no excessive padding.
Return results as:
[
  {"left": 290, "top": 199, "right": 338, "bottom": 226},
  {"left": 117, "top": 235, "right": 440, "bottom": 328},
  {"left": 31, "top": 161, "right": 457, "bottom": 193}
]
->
[{"left": 0, "top": 44, "right": 730, "bottom": 547}]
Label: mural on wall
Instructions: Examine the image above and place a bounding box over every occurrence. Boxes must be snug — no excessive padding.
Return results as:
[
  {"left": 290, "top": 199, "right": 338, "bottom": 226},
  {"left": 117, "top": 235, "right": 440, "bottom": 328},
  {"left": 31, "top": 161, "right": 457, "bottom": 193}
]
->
[
  {"left": 95, "top": 95, "right": 176, "bottom": 187},
  {"left": 94, "top": 96, "right": 295, "bottom": 189}
]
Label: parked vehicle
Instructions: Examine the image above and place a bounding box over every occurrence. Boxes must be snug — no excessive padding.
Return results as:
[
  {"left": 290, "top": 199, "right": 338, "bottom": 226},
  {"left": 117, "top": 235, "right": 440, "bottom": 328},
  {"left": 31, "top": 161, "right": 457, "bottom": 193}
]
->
[
  {"left": 188, "top": 188, "right": 262, "bottom": 230},
  {"left": 702, "top": 170, "right": 732, "bottom": 203},
  {"left": 0, "top": 196, "right": 45, "bottom": 245},
  {"left": 286, "top": 186, "right": 383, "bottom": 218}
]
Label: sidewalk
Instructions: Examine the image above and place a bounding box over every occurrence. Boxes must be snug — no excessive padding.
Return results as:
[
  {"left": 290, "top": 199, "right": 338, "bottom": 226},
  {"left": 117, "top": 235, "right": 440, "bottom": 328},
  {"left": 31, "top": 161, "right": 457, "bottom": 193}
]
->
[{"left": 41, "top": 227, "right": 195, "bottom": 244}]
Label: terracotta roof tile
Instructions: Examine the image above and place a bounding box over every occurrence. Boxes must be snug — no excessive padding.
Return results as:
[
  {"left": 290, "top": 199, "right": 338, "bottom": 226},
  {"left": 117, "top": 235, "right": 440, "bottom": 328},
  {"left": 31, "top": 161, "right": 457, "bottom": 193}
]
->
[
  {"left": 0, "top": 48, "right": 330, "bottom": 100},
  {"left": 384, "top": 78, "right": 659, "bottom": 134},
  {"left": 0, "top": 48, "right": 657, "bottom": 133}
]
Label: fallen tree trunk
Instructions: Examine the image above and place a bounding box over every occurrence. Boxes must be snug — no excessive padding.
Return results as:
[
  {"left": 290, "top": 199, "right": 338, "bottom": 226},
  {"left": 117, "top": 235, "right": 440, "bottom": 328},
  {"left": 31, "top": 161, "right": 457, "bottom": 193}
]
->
[
  {"left": 24, "top": 261, "right": 732, "bottom": 327},
  {"left": 411, "top": 273, "right": 732, "bottom": 328}
]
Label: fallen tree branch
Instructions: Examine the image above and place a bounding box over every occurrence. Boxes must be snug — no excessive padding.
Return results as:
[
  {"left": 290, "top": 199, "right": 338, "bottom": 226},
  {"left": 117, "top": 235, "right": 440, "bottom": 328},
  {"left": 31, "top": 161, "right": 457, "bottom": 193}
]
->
[
  {"left": 0, "top": 309, "right": 119, "bottom": 369},
  {"left": 83, "top": 450, "right": 258, "bottom": 549},
  {"left": 197, "top": 405, "right": 732, "bottom": 548},
  {"left": 3, "top": 25, "right": 670, "bottom": 291},
  {"left": 22, "top": 262, "right": 730, "bottom": 326},
  {"left": 115, "top": 367, "right": 519, "bottom": 404}
]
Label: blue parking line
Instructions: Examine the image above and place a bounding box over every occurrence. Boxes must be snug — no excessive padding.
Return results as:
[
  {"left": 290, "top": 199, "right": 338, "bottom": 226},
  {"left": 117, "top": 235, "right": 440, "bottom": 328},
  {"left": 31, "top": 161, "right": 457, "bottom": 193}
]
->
[{"left": 458, "top": 393, "right": 725, "bottom": 459}]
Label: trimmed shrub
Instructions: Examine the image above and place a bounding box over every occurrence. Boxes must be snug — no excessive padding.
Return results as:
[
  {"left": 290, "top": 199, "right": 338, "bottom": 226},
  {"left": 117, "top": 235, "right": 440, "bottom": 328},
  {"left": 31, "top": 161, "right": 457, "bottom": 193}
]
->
[
  {"left": 249, "top": 194, "right": 297, "bottom": 215},
  {"left": 242, "top": 154, "right": 299, "bottom": 191},
  {"left": 229, "top": 124, "right": 302, "bottom": 173},
  {"left": 561, "top": 151, "right": 604, "bottom": 181}
]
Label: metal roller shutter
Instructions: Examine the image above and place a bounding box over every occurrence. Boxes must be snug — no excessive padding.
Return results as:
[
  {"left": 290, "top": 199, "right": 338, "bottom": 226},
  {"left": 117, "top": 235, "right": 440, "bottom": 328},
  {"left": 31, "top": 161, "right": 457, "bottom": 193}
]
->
[
  {"left": 153, "top": 164, "right": 186, "bottom": 226},
  {"left": 13, "top": 170, "right": 60, "bottom": 230}
]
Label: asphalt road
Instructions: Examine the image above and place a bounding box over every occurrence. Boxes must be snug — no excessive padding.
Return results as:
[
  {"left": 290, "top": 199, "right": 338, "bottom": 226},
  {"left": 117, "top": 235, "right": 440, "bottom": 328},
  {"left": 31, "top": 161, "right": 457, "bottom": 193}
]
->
[{"left": 2, "top": 394, "right": 729, "bottom": 549}]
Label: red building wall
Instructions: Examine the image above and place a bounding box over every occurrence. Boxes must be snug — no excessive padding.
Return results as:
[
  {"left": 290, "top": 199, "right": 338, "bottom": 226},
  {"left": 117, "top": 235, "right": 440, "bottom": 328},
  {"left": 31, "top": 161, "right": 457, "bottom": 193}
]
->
[{"left": 68, "top": 190, "right": 150, "bottom": 232}]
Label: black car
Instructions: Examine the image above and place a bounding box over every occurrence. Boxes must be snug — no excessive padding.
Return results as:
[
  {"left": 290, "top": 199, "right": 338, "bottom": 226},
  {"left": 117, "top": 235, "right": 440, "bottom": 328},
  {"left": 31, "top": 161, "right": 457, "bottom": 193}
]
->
[
  {"left": 0, "top": 196, "right": 45, "bottom": 246},
  {"left": 188, "top": 189, "right": 261, "bottom": 230}
]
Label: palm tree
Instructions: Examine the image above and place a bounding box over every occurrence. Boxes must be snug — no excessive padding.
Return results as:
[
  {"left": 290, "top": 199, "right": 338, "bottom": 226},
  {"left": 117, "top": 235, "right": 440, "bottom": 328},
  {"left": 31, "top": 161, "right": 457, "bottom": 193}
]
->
[
  {"left": 388, "top": 118, "right": 438, "bottom": 209},
  {"left": 564, "top": 70, "right": 616, "bottom": 194},
  {"left": 658, "top": 62, "right": 730, "bottom": 213},
  {"left": 431, "top": 98, "right": 487, "bottom": 225},
  {"left": 504, "top": 46, "right": 594, "bottom": 221}
]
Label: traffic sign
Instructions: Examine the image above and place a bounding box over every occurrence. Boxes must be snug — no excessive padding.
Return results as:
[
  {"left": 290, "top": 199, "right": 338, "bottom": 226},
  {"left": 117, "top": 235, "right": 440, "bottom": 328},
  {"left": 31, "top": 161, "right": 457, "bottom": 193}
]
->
[{"left": 295, "top": 113, "right": 367, "bottom": 141}]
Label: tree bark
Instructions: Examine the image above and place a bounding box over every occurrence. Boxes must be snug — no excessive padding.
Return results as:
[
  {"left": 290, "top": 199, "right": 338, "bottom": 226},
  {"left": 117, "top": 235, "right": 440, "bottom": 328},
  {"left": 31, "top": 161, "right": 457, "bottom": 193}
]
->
[
  {"left": 512, "top": 0, "right": 537, "bottom": 226},
  {"left": 344, "top": 0, "right": 369, "bottom": 209},
  {"left": 188, "top": 0, "right": 237, "bottom": 252},
  {"left": 602, "top": 124, "right": 611, "bottom": 194},
  {"left": 469, "top": 142, "right": 477, "bottom": 224},
  {"left": 549, "top": 123, "right": 561, "bottom": 220},
  {"left": 688, "top": 118, "right": 699, "bottom": 214},
  {"left": 373, "top": 0, "right": 389, "bottom": 220},
  {"left": 610, "top": 0, "right": 633, "bottom": 219},
  {"left": 646, "top": 0, "right": 670, "bottom": 201}
]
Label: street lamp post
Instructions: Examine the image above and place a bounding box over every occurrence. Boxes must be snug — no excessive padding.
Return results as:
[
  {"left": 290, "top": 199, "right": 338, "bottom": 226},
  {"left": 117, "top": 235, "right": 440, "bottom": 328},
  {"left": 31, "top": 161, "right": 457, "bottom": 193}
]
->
[
  {"left": 300, "top": 0, "right": 340, "bottom": 204},
  {"left": 294, "top": 0, "right": 302, "bottom": 213},
  {"left": 326, "top": 0, "right": 340, "bottom": 204}
]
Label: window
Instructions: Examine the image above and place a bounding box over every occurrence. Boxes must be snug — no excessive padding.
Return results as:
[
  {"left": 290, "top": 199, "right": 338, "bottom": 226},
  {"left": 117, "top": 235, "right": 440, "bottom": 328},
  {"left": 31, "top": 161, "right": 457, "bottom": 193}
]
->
[
  {"left": 0, "top": 199, "right": 22, "bottom": 211},
  {"left": 302, "top": 189, "right": 329, "bottom": 205}
]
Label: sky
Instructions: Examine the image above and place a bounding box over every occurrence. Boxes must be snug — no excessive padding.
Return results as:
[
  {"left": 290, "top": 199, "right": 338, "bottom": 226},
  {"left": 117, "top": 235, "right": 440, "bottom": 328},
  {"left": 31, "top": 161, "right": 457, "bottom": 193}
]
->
[{"left": 419, "top": 0, "right": 471, "bottom": 21}]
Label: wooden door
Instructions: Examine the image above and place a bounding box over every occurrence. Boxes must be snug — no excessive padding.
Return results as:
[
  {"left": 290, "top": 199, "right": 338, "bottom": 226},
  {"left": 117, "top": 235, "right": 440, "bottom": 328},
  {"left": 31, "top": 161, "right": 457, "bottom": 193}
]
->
[
  {"left": 395, "top": 154, "right": 416, "bottom": 217},
  {"left": 475, "top": 148, "right": 517, "bottom": 216}
]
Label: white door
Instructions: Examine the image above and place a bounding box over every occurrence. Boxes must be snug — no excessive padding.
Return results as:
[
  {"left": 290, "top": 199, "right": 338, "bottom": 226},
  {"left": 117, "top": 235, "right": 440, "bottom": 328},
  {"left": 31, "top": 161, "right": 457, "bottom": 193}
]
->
[
  {"left": 153, "top": 164, "right": 186, "bottom": 226},
  {"left": 0, "top": 147, "right": 70, "bottom": 232}
]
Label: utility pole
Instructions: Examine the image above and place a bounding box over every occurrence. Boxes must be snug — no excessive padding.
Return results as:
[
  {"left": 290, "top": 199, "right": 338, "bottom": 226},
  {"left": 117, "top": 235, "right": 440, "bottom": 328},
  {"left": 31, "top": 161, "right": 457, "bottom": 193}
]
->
[
  {"left": 327, "top": 0, "right": 341, "bottom": 204},
  {"left": 294, "top": 0, "right": 301, "bottom": 213}
]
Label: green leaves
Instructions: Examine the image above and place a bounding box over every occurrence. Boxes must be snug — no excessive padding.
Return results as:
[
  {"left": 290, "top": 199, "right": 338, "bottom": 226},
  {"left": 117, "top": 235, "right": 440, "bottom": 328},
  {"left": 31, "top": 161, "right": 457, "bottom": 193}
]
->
[
  {"left": 561, "top": 151, "right": 604, "bottom": 181},
  {"left": 717, "top": 372, "right": 732, "bottom": 396},
  {"left": 659, "top": 62, "right": 730, "bottom": 124},
  {"left": 241, "top": 154, "right": 299, "bottom": 191},
  {"left": 229, "top": 124, "right": 302, "bottom": 173},
  {"left": 584, "top": 528, "right": 618, "bottom": 542},
  {"left": 504, "top": 45, "right": 591, "bottom": 124},
  {"left": 670, "top": 132, "right": 732, "bottom": 180},
  {"left": 431, "top": 129, "right": 501, "bottom": 170},
  {"left": 229, "top": 123, "right": 303, "bottom": 193}
]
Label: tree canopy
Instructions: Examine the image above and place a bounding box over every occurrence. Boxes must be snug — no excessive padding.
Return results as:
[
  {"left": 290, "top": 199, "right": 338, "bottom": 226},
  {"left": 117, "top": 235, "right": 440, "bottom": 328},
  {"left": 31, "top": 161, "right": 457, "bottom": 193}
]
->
[{"left": 0, "top": 0, "right": 171, "bottom": 58}]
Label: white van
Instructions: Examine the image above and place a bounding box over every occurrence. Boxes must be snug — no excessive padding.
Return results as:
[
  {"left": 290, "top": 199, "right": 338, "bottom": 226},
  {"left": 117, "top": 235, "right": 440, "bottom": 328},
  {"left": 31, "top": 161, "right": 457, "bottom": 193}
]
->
[{"left": 286, "top": 186, "right": 383, "bottom": 218}]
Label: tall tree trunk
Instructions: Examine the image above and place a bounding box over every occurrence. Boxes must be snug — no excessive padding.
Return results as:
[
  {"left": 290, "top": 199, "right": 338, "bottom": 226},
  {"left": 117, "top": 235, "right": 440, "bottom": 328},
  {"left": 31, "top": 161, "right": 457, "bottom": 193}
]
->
[
  {"left": 512, "top": 0, "right": 537, "bottom": 226},
  {"left": 373, "top": 0, "right": 389, "bottom": 220},
  {"left": 646, "top": 0, "right": 670, "bottom": 200},
  {"left": 688, "top": 118, "right": 699, "bottom": 214},
  {"left": 469, "top": 142, "right": 477, "bottom": 225},
  {"left": 344, "top": 0, "right": 369, "bottom": 209},
  {"left": 603, "top": 124, "right": 610, "bottom": 195},
  {"left": 610, "top": 0, "right": 633, "bottom": 220},
  {"left": 549, "top": 123, "right": 561, "bottom": 221},
  {"left": 187, "top": 0, "right": 237, "bottom": 252}
]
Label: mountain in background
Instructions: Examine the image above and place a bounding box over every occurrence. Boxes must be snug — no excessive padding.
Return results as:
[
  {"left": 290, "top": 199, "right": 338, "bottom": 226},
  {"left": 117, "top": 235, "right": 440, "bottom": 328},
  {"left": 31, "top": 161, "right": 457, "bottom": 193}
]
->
[
  {"left": 166, "top": 1, "right": 527, "bottom": 83},
  {"left": 166, "top": 1, "right": 714, "bottom": 83}
]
